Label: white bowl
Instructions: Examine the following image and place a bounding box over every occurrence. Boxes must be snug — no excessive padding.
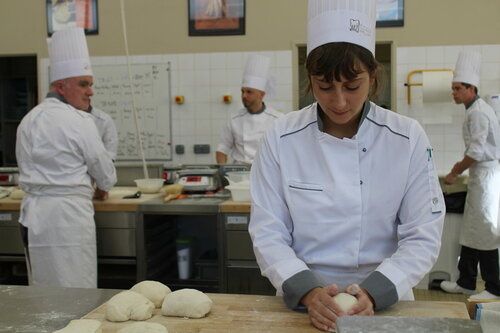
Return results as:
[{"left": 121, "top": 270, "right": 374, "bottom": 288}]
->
[
  {"left": 134, "top": 178, "right": 165, "bottom": 194},
  {"left": 225, "top": 171, "right": 250, "bottom": 185},
  {"left": 226, "top": 184, "right": 251, "bottom": 202}
]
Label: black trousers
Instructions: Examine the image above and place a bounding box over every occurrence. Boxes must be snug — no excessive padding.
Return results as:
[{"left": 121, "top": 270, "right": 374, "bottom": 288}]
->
[{"left": 456, "top": 245, "right": 500, "bottom": 295}]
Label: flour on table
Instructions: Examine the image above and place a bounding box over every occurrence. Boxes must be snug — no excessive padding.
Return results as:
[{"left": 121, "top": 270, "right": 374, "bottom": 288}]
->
[
  {"left": 116, "top": 322, "right": 168, "bottom": 333},
  {"left": 332, "top": 293, "right": 358, "bottom": 312},
  {"left": 105, "top": 290, "right": 155, "bottom": 322},
  {"left": 52, "top": 319, "right": 102, "bottom": 333},
  {"left": 130, "top": 280, "right": 171, "bottom": 308},
  {"left": 161, "top": 288, "right": 213, "bottom": 318}
]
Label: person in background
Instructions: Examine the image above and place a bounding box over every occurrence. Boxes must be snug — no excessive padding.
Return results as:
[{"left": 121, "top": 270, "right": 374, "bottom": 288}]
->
[
  {"left": 440, "top": 51, "right": 500, "bottom": 300},
  {"left": 216, "top": 54, "right": 283, "bottom": 164},
  {"left": 248, "top": 0, "right": 445, "bottom": 331},
  {"left": 16, "top": 27, "right": 116, "bottom": 288},
  {"left": 87, "top": 104, "right": 119, "bottom": 160}
]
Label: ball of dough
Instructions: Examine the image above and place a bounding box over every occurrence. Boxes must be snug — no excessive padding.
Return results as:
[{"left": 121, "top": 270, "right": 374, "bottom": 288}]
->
[
  {"left": 116, "top": 322, "right": 168, "bottom": 333},
  {"left": 332, "top": 293, "right": 358, "bottom": 312},
  {"left": 106, "top": 290, "right": 155, "bottom": 322},
  {"left": 161, "top": 288, "right": 213, "bottom": 318},
  {"left": 130, "top": 280, "right": 171, "bottom": 308},
  {"left": 53, "top": 319, "right": 102, "bottom": 333}
]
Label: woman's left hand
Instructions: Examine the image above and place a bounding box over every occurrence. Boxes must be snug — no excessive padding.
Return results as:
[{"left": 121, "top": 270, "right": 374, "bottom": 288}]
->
[{"left": 345, "top": 285, "right": 375, "bottom": 316}]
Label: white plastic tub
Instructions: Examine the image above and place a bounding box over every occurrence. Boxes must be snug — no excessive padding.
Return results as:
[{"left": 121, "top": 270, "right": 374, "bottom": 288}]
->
[
  {"left": 225, "top": 171, "right": 250, "bottom": 185},
  {"left": 226, "top": 184, "right": 251, "bottom": 202}
]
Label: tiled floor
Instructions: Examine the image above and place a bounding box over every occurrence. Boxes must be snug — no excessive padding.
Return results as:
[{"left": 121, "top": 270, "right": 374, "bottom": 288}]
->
[{"left": 413, "top": 280, "right": 486, "bottom": 302}]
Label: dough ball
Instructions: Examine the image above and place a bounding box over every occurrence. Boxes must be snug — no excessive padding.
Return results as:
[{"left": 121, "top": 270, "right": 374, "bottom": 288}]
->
[
  {"left": 116, "top": 322, "right": 168, "bottom": 333},
  {"left": 161, "top": 288, "right": 213, "bottom": 318},
  {"left": 9, "top": 188, "right": 25, "bottom": 200},
  {"left": 52, "top": 319, "right": 102, "bottom": 333},
  {"left": 332, "top": 293, "right": 358, "bottom": 313},
  {"left": 105, "top": 290, "right": 155, "bottom": 322},
  {"left": 130, "top": 280, "right": 171, "bottom": 308}
]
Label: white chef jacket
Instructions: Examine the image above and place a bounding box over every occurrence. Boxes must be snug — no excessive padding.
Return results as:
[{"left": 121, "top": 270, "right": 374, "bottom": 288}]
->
[
  {"left": 460, "top": 98, "right": 500, "bottom": 250},
  {"left": 16, "top": 96, "right": 117, "bottom": 288},
  {"left": 216, "top": 105, "right": 283, "bottom": 164},
  {"left": 90, "top": 106, "right": 118, "bottom": 160},
  {"left": 249, "top": 102, "right": 445, "bottom": 309}
]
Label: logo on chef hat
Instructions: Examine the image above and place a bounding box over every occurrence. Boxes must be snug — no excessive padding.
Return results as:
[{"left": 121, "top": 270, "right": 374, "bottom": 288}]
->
[{"left": 349, "top": 18, "right": 372, "bottom": 37}]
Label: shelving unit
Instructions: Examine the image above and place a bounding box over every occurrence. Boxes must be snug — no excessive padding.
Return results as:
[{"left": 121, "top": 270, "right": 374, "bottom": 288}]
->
[{"left": 0, "top": 56, "right": 38, "bottom": 166}]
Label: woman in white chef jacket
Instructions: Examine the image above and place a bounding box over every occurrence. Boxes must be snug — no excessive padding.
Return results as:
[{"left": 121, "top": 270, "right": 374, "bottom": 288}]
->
[{"left": 248, "top": 1, "right": 445, "bottom": 331}]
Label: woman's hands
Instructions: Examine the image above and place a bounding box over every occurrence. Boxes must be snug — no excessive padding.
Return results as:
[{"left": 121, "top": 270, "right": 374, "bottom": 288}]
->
[{"left": 300, "top": 284, "right": 374, "bottom": 331}]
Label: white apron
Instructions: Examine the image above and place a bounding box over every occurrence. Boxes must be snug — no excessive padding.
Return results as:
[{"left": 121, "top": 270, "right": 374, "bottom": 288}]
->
[
  {"left": 460, "top": 160, "right": 500, "bottom": 250},
  {"left": 20, "top": 189, "right": 97, "bottom": 288}
]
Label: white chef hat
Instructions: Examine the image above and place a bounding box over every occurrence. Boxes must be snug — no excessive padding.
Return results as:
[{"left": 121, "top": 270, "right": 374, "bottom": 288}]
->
[
  {"left": 453, "top": 51, "right": 481, "bottom": 87},
  {"left": 242, "top": 54, "right": 271, "bottom": 92},
  {"left": 307, "top": 0, "right": 377, "bottom": 55},
  {"left": 47, "top": 27, "right": 93, "bottom": 83}
]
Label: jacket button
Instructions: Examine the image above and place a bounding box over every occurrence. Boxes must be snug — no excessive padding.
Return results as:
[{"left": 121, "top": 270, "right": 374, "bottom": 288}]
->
[
  {"left": 432, "top": 197, "right": 439, "bottom": 205},
  {"left": 360, "top": 180, "right": 363, "bottom": 185},
  {"left": 362, "top": 148, "right": 367, "bottom": 152}
]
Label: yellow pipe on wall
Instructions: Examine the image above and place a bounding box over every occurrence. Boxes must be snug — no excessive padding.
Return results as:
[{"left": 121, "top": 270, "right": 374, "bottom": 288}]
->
[{"left": 406, "top": 69, "right": 454, "bottom": 104}]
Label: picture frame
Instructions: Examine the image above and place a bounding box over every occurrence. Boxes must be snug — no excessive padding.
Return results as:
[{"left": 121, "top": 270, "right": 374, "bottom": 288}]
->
[
  {"left": 376, "top": 0, "right": 404, "bottom": 27},
  {"left": 188, "top": 0, "right": 245, "bottom": 36},
  {"left": 46, "top": 0, "right": 98, "bottom": 36}
]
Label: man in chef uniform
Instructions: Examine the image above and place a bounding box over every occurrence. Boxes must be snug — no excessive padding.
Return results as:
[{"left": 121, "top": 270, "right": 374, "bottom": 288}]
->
[
  {"left": 249, "top": 0, "right": 445, "bottom": 330},
  {"left": 440, "top": 51, "right": 500, "bottom": 300},
  {"left": 215, "top": 54, "right": 283, "bottom": 164},
  {"left": 16, "top": 27, "right": 116, "bottom": 288},
  {"left": 87, "top": 104, "right": 119, "bottom": 160}
]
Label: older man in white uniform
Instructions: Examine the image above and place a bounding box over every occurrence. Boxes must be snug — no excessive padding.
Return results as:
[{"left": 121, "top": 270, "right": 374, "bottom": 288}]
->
[
  {"left": 440, "top": 51, "right": 500, "bottom": 300},
  {"left": 16, "top": 27, "right": 116, "bottom": 288},
  {"left": 216, "top": 54, "right": 283, "bottom": 164}
]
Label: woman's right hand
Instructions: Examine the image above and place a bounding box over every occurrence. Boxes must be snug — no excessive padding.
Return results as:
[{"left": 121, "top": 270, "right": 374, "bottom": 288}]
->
[{"left": 300, "top": 284, "right": 345, "bottom": 331}]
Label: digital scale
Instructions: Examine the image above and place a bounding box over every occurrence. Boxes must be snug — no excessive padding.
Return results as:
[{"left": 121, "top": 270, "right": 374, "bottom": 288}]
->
[{"left": 176, "top": 168, "right": 222, "bottom": 193}]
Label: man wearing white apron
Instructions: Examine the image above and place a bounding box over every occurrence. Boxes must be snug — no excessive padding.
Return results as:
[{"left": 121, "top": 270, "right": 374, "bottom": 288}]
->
[
  {"left": 440, "top": 51, "right": 500, "bottom": 300},
  {"left": 16, "top": 27, "right": 116, "bottom": 288},
  {"left": 216, "top": 54, "right": 283, "bottom": 164}
]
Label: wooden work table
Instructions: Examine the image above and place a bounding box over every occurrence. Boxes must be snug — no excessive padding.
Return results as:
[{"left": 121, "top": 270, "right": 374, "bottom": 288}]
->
[
  {"left": 219, "top": 200, "right": 251, "bottom": 213},
  {"left": 1, "top": 285, "right": 471, "bottom": 332},
  {"left": 0, "top": 187, "right": 164, "bottom": 212},
  {"left": 82, "top": 294, "right": 470, "bottom": 332}
]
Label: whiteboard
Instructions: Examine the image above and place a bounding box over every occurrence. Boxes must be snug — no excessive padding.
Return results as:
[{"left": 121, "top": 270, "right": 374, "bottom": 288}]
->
[{"left": 91, "top": 63, "right": 172, "bottom": 161}]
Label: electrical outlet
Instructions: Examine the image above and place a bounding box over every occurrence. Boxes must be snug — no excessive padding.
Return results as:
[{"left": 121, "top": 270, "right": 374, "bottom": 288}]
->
[
  {"left": 193, "top": 144, "right": 210, "bottom": 154},
  {"left": 175, "top": 145, "right": 185, "bottom": 154}
]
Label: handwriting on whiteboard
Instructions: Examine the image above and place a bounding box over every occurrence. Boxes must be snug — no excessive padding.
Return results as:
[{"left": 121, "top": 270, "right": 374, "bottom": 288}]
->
[{"left": 91, "top": 63, "right": 171, "bottom": 161}]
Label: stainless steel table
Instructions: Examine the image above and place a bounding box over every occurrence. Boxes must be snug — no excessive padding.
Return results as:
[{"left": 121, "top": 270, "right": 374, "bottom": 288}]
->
[{"left": 0, "top": 284, "right": 121, "bottom": 333}]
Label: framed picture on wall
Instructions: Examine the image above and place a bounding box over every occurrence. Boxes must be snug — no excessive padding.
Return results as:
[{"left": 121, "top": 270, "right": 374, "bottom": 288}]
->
[
  {"left": 46, "top": 0, "right": 99, "bottom": 36},
  {"left": 376, "top": 0, "right": 404, "bottom": 27},
  {"left": 188, "top": 0, "right": 245, "bottom": 36}
]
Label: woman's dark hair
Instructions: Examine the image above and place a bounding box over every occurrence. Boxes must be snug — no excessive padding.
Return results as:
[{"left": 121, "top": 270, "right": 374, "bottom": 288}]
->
[{"left": 305, "top": 42, "right": 384, "bottom": 99}]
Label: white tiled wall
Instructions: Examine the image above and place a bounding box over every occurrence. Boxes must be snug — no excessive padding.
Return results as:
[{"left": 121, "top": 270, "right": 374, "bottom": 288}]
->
[
  {"left": 40, "top": 50, "right": 293, "bottom": 165},
  {"left": 396, "top": 44, "right": 500, "bottom": 174}
]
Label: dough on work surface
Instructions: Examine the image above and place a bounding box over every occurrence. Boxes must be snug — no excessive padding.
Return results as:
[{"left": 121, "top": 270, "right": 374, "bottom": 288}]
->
[
  {"left": 52, "top": 319, "right": 102, "bottom": 333},
  {"left": 161, "top": 288, "right": 213, "bottom": 318},
  {"left": 117, "top": 322, "right": 168, "bottom": 333},
  {"left": 105, "top": 290, "right": 155, "bottom": 322},
  {"left": 332, "top": 293, "right": 358, "bottom": 313},
  {"left": 130, "top": 280, "right": 171, "bottom": 308}
]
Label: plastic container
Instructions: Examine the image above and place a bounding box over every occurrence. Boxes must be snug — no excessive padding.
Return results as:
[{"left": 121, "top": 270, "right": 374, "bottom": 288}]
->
[
  {"left": 176, "top": 237, "right": 194, "bottom": 279},
  {"left": 134, "top": 178, "right": 164, "bottom": 193},
  {"left": 226, "top": 184, "right": 251, "bottom": 202},
  {"left": 225, "top": 171, "right": 250, "bottom": 185}
]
